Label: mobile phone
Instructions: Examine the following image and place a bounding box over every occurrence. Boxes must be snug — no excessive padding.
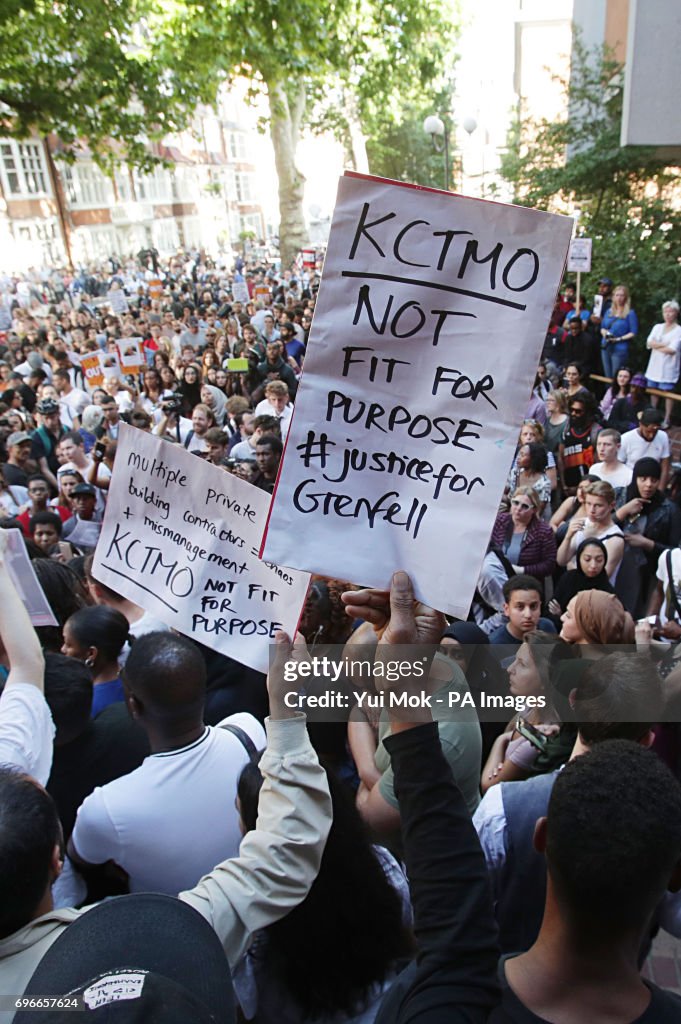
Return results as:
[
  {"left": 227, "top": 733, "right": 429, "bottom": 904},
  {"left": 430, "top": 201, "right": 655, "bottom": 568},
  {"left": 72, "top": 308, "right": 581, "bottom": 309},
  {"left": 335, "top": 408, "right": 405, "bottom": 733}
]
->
[
  {"left": 516, "top": 717, "right": 549, "bottom": 753},
  {"left": 58, "top": 542, "right": 73, "bottom": 559},
  {"left": 94, "top": 440, "right": 107, "bottom": 459}
]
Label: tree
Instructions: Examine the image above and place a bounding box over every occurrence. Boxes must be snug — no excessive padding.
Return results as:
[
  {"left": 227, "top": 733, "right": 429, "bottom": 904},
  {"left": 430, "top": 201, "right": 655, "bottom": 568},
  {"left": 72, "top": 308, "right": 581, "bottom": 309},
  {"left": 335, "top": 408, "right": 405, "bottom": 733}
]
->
[
  {"left": 0, "top": 0, "right": 197, "bottom": 172},
  {"left": 365, "top": 87, "right": 457, "bottom": 191},
  {"left": 161, "top": 0, "right": 457, "bottom": 267},
  {"left": 500, "top": 40, "right": 681, "bottom": 354}
]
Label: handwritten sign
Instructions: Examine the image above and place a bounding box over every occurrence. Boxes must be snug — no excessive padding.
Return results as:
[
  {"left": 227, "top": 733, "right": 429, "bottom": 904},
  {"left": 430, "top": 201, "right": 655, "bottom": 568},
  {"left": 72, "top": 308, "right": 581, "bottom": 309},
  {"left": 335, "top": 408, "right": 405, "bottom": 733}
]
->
[
  {"left": 262, "top": 171, "right": 573, "bottom": 617},
  {"left": 232, "top": 281, "right": 249, "bottom": 303},
  {"left": 80, "top": 352, "right": 105, "bottom": 391},
  {"left": 92, "top": 425, "right": 310, "bottom": 672}
]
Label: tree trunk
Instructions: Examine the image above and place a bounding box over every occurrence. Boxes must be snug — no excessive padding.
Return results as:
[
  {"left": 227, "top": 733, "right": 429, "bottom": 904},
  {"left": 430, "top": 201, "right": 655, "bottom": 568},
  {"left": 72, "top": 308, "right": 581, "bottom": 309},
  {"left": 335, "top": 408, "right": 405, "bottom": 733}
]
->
[
  {"left": 342, "top": 90, "right": 370, "bottom": 174},
  {"left": 268, "top": 79, "right": 308, "bottom": 269},
  {"left": 43, "top": 138, "right": 73, "bottom": 270}
]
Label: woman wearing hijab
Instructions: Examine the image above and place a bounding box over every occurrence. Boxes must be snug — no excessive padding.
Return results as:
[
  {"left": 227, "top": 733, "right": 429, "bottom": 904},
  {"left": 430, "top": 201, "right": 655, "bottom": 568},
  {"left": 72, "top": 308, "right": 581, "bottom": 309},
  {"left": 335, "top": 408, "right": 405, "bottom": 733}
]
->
[
  {"left": 614, "top": 456, "right": 681, "bottom": 617},
  {"left": 547, "top": 537, "right": 614, "bottom": 626},
  {"left": 200, "top": 383, "right": 227, "bottom": 426},
  {"left": 175, "top": 364, "right": 203, "bottom": 417},
  {"left": 440, "top": 621, "right": 508, "bottom": 761}
]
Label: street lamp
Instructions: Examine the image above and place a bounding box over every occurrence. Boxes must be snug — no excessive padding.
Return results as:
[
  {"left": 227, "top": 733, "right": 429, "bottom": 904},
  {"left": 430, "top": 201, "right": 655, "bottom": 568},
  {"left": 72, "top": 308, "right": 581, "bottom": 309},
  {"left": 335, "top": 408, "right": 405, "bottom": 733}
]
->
[{"left": 423, "top": 114, "right": 449, "bottom": 191}]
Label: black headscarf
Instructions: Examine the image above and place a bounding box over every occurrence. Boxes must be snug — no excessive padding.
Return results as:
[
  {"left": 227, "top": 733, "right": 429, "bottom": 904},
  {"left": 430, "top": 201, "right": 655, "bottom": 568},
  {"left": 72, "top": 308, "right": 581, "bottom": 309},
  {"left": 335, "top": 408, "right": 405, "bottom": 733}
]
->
[
  {"left": 552, "top": 537, "right": 614, "bottom": 615},
  {"left": 440, "top": 621, "right": 505, "bottom": 695},
  {"left": 175, "top": 365, "right": 203, "bottom": 416},
  {"left": 625, "top": 457, "right": 663, "bottom": 506}
]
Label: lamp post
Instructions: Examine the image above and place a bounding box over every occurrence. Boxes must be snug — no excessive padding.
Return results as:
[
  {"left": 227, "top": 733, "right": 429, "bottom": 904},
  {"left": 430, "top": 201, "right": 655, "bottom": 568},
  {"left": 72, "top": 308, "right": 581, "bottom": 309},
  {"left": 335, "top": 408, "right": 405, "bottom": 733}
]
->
[{"left": 423, "top": 114, "right": 449, "bottom": 190}]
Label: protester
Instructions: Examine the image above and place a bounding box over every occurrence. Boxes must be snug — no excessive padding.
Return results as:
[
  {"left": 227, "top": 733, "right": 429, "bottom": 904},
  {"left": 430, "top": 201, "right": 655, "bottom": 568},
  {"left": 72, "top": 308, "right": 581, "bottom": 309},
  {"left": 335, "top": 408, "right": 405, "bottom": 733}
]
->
[
  {"left": 620, "top": 407, "right": 671, "bottom": 491},
  {"left": 645, "top": 300, "right": 681, "bottom": 428},
  {"left": 61, "top": 606, "right": 131, "bottom": 717},
  {"left": 600, "top": 283, "right": 638, "bottom": 377},
  {"left": 68, "top": 631, "right": 267, "bottom": 894},
  {"left": 0, "top": 629, "right": 332, "bottom": 999},
  {"left": 480, "top": 631, "right": 563, "bottom": 792},
  {"left": 614, "top": 457, "right": 681, "bottom": 616}
]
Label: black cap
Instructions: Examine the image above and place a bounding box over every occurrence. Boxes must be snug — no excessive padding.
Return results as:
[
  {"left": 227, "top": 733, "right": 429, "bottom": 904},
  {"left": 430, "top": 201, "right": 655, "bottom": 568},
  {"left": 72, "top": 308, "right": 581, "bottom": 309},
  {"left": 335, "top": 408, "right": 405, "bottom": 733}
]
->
[{"left": 22, "top": 894, "right": 234, "bottom": 1023}]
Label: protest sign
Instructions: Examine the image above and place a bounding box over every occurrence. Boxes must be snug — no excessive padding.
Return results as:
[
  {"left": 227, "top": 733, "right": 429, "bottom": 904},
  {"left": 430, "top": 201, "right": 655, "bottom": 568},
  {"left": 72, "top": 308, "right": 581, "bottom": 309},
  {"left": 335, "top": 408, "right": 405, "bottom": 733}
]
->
[
  {"left": 232, "top": 281, "right": 249, "bottom": 303},
  {"left": 567, "top": 237, "right": 592, "bottom": 273},
  {"left": 148, "top": 278, "right": 163, "bottom": 300},
  {"left": 5, "top": 529, "right": 57, "bottom": 627},
  {"left": 80, "top": 352, "right": 105, "bottom": 391},
  {"left": 262, "top": 171, "right": 573, "bottom": 617},
  {"left": 101, "top": 351, "right": 122, "bottom": 380},
  {"left": 107, "top": 287, "right": 129, "bottom": 314},
  {"left": 253, "top": 284, "right": 270, "bottom": 302},
  {"left": 93, "top": 425, "right": 310, "bottom": 672},
  {"left": 117, "top": 337, "right": 144, "bottom": 374}
]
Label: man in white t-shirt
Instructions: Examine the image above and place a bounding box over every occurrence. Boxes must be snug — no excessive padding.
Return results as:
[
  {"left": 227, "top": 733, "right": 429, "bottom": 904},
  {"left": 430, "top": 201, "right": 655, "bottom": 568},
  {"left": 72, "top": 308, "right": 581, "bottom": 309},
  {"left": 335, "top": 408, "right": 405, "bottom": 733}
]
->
[
  {"left": 53, "top": 368, "right": 89, "bottom": 427},
  {"left": 69, "top": 632, "right": 265, "bottom": 895},
  {"left": 254, "top": 380, "right": 293, "bottom": 439},
  {"left": 620, "top": 409, "right": 671, "bottom": 491},
  {"left": 590, "top": 428, "right": 632, "bottom": 497}
]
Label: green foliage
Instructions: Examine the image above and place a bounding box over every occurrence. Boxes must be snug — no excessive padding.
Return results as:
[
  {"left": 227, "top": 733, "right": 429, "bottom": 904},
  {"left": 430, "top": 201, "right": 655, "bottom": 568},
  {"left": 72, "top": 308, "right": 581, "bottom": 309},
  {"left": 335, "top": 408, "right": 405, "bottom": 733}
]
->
[
  {"left": 0, "top": 0, "right": 200, "bottom": 172},
  {"left": 500, "top": 39, "right": 681, "bottom": 360},
  {"left": 366, "top": 96, "right": 455, "bottom": 189}
]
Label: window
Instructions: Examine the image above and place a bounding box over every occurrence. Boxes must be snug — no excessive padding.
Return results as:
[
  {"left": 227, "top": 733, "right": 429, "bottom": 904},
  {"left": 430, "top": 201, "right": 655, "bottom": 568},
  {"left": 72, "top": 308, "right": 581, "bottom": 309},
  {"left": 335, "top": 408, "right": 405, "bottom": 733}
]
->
[
  {"left": 235, "top": 172, "right": 254, "bottom": 202},
  {"left": 228, "top": 132, "right": 247, "bottom": 161},
  {"left": 152, "top": 218, "right": 180, "bottom": 254},
  {"left": 0, "top": 140, "right": 49, "bottom": 196},
  {"left": 241, "top": 212, "right": 263, "bottom": 236},
  {"left": 133, "top": 165, "right": 172, "bottom": 202},
  {"left": 62, "top": 163, "right": 114, "bottom": 207},
  {"left": 11, "top": 217, "right": 63, "bottom": 264}
]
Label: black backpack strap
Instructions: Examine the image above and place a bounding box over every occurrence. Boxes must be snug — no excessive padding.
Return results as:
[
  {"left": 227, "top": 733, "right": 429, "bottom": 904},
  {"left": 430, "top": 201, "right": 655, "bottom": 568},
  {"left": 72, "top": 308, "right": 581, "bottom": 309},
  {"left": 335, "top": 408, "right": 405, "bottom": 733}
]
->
[{"left": 218, "top": 722, "right": 259, "bottom": 762}]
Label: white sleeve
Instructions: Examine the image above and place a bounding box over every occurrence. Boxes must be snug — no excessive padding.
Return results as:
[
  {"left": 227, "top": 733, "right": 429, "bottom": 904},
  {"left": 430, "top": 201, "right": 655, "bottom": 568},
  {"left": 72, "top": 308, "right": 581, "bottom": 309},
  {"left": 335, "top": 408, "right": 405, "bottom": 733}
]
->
[
  {"left": 657, "top": 550, "right": 669, "bottom": 585},
  {"left": 0, "top": 683, "right": 55, "bottom": 785},
  {"left": 660, "top": 432, "right": 671, "bottom": 459},
  {"left": 71, "top": 787, "right": 119, "bottom": 866},
  {"left": 180, "top": 715, "right": 331, "bottom": 967},
  {"left": 473, "top": 783, "right": 508, "bottom": 875}
]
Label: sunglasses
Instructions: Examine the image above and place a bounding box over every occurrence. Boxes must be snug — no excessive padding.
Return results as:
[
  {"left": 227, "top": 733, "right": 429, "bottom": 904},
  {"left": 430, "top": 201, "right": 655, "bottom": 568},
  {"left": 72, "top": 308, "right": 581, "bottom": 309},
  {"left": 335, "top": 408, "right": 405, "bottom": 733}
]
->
[{"left": 511, "top": 499, "right": 534, "bottom": 511}]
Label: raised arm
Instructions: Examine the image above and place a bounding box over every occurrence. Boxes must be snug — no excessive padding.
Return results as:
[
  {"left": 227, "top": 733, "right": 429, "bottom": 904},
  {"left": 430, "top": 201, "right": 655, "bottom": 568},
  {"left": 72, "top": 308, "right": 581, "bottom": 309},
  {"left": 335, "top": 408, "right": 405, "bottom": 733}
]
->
[{"left": 361, "top": 572, "right": 499, "bottom": 1024}]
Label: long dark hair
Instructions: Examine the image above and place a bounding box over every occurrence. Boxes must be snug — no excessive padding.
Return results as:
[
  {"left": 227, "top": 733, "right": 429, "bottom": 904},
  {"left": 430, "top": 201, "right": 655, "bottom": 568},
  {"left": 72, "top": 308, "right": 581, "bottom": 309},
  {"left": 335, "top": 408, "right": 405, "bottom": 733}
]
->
[
  {"left": 608, "top": 366, "right": 631, "bottom": 399},
  {"left": 625, "top": 457, "right": 663, "bottom": 507},
  {"left": 238, "top": 763, "right": 412, "bottom": 1018}
]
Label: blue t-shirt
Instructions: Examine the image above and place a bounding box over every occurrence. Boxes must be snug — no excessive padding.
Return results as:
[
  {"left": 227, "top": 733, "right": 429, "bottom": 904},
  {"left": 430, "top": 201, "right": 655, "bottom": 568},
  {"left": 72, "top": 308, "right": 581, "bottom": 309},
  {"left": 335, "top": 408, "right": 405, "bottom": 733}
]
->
[{"left": 91, "top": 677, "right": 125, "bottom": 718}]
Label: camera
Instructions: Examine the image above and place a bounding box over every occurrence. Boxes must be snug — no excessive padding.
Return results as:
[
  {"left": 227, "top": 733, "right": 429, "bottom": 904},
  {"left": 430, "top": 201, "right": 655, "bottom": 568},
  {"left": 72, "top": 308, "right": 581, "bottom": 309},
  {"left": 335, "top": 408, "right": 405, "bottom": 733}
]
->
[{"left": 161, "top": 395, "right": 183, "bottom": 416}]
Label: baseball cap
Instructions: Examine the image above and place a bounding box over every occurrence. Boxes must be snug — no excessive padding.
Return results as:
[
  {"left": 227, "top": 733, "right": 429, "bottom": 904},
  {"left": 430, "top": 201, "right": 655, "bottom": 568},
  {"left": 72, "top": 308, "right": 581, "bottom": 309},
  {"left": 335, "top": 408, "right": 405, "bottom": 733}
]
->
[
  {"left": 188, "top": 316, "right": 199, "bottom": 327},
  {"left": 37, "top": 398, "right": 60, "bottom": 415},
  {"left": 640, "top": 408, "right": 664, "bottom": 426},
  {"left": 21, "top": 894, "right": 234, "bottom": 1023},
  {"left": 630, "top": 373, "right": 647, "bottom": 387},
  {"left": 71, "top": 483, "right": 96, "bottom": 497},
  {"left": 598, "top": 277, "right": 613, "bottom": 286},
  {"left": 7, "top": 431, "right": 31, "bottom": 446}
]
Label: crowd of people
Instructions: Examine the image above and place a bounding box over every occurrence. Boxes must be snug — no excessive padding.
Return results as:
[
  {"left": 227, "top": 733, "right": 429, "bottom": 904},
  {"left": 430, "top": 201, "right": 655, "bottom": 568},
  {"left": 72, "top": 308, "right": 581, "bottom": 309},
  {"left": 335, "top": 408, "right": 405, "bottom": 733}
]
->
[{"left": 0, "top": 253, "right": 681, "bottom": 1021}]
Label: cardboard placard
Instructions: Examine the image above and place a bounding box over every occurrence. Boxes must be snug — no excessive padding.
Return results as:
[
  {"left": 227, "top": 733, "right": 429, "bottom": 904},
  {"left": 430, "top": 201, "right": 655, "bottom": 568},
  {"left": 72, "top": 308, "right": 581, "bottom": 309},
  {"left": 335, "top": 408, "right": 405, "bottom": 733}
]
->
[
  {"left": 261, "top": 172, "right": 573, "bottom": 617},
  {"left": 92, "top": 425, "right": 310, "bottom": 672}
]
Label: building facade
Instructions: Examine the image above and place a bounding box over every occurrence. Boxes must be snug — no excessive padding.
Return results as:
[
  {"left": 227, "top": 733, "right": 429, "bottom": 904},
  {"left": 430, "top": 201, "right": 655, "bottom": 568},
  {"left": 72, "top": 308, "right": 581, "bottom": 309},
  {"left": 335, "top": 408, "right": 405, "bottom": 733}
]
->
[{"left": 0, "top": 88, "right": 266, "bottom": 271}]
